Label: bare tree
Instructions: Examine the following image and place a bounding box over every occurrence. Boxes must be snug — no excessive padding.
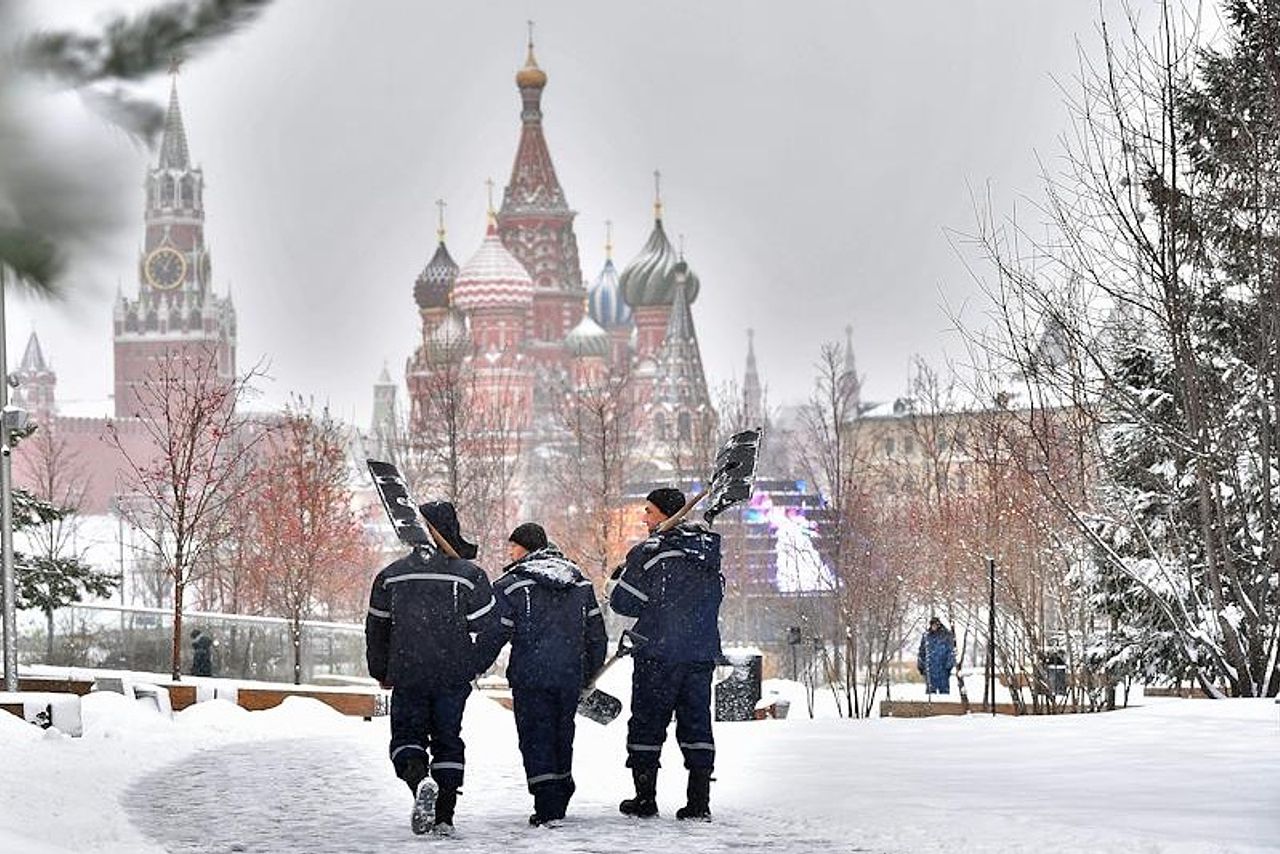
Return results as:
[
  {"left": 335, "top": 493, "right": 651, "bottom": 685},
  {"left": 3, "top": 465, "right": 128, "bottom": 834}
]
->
[
  {"left": 964, "top": 1, "right": 1280, "bottom": 697},
  {"left": 107, "top": 347, "right": 265, "bottom": 680},
  {"left": 543, "top": 370, "right": 637, "bottom": 581},
  {"left": 403, "top": 348, "right": 527, "bottom": 567},
  {"left": 793, "top": 342, "right": 866, "bottom": 716},
  {"left": 249, "top": 399, "right": 374, "bottom": 684}
]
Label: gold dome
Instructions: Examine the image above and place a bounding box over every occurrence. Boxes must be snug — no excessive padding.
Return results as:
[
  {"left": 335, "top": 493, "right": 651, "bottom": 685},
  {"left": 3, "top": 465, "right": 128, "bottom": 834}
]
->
[{"left": 516, "top": 43, "right": 547, "bottom": 88}]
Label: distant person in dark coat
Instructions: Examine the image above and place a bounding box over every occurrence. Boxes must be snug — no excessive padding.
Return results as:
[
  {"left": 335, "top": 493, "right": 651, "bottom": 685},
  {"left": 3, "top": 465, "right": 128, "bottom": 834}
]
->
[
  {"left": 609, "top": 487, "right": 723, "bottom": 822},
  {"left": 475, "top": 522, "right": 607, "bottom": 826},
  {"left": 917, "top": 616, "right": 957, "bottom": 695},
  {"left": 190, "top": 629, "right": 215, "bottom": 677},
  {"left": 365, "top": 501, "right": 498, "bottom": 836}
]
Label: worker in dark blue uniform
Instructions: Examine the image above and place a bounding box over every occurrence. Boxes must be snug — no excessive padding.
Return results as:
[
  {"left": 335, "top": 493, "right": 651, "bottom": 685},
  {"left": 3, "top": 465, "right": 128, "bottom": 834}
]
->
[
  {"left": 365, "top": 501, "right": 497, "bottom": 837},
  {"left": 609, "top": 488, "right": 723, "bottom": 821},
  {"left": 475, "top": 523, "right": 607, "bottom": 826}
]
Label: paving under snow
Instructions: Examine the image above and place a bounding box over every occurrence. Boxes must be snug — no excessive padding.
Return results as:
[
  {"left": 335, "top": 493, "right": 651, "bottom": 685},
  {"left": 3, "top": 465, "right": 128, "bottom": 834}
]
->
[{"left": 1, "top": 664, "right": 1277, "bottom": 853}]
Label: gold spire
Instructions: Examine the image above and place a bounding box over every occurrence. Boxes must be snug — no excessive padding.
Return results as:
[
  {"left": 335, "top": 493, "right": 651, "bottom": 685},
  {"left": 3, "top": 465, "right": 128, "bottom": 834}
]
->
[
  {"left": 516, "top": 20, "right": 548, "bottom": 88},
  {"left": 605, "top": 219, "right": 614, "bottom": 261},
  {"left": 168, "top": 54, "right": 184, "bottom": 77},
  {"left": 485, "top": 178, "right": 497, "bottom": 225},
  {"left": 653, "top": 169, "right": 663, "bottom": 221},
  {"left": 435, "top": 198, "right": 447, "bottom": 243}
]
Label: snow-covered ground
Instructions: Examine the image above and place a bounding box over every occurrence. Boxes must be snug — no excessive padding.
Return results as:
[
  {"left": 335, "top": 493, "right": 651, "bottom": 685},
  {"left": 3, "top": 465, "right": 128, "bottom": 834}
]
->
[{"left": 2, "top": 662, "right": 1277, "bottom": 853}]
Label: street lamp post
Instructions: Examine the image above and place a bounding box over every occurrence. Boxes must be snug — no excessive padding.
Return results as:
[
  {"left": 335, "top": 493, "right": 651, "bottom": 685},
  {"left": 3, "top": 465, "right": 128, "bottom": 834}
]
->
[
  {"left": 987, "top": 556, "right": 996, "bottom": 717},
  {"left": 1, "top": 265, "right": 16, "bottom": 692}
]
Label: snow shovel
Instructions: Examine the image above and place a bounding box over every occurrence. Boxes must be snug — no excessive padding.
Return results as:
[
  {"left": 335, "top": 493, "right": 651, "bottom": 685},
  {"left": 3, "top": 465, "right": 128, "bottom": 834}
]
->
[{"left": 577, "top": 630, "right": 648, "bottom": 725}]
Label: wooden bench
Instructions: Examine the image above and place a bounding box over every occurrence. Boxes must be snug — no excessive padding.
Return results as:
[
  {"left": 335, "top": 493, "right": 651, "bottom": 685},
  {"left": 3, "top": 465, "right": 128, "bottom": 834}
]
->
[
  {"left": 880, "top": 700, "right": 1021, "bottom": 717},
  {"left": 17, "top": 676, "right": 95, "bottom": 696},
  {"left": 235, "top": 686, "right": 382, "bottom": 717}
]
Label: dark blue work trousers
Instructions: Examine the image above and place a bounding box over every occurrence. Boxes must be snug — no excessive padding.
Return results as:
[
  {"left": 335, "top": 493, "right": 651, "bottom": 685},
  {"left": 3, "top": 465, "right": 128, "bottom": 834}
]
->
[
  {"left": 389, "top": 682, "right": 471, "bottom": 791},
  {"left": 512, "top": 683, "right": 579, "bottom": 805},
  {"left": 625, "top": 658, "right": 715, "bottom": 772}
]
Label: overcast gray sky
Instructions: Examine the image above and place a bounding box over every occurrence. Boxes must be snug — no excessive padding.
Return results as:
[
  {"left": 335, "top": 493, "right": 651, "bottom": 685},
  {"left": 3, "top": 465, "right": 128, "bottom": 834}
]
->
[{"left": 11, "top": 0, "right": 1107, "bottom": 428}]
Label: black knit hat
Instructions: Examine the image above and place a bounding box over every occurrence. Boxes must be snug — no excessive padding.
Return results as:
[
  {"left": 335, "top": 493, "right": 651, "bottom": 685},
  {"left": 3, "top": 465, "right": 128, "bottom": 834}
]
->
[
  {"left": 418, "top": 501, "right": 478, "bottom": 560},
  {"left": 508, "top": 522, "right": 547, "bottom": 553},
  {"left": 646, "top": 487, "right": 686, "bottom": 520}
]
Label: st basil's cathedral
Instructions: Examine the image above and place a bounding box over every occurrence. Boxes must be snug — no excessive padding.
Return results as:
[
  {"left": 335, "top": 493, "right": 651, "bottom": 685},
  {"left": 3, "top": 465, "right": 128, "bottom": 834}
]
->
[{"left": 387, "top": 38, "right": 717, "bottom": 488}]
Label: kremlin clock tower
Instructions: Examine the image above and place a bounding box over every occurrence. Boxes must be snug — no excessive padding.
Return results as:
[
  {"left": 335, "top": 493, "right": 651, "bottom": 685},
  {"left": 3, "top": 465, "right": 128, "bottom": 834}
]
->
[{"left": 113, "top": 72, "right": 237, "bottom": 418}]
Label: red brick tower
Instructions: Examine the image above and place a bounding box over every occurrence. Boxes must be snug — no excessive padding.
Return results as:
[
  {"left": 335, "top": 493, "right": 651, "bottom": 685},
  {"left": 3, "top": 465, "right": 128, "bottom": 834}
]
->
[
  {"left": 496, "top": 30, "right": 585, "bottom": 353},
  {"left": 113, "top": 73, "right": 236, "bottom": 417}
]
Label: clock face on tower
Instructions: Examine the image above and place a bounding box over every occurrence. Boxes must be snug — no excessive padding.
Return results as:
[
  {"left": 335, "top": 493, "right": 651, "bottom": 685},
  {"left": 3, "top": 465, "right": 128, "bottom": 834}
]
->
[{"left": 144, "top": 247, "right": 187, "bottom": 290}]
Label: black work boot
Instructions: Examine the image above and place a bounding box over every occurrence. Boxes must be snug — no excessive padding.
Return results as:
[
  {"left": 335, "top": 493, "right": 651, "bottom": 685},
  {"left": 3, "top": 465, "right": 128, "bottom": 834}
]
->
[
  {"left": 433, "top": 787, "right": 458, "bottom": 836},
  {"left": 529, "top": 786, "right": 558, "bottom": 826},
  {"left": 410, "top": 777, "right": 438, "bottom": 836},
  {"left": 401, "top": 757, "right": 428, "bottom": 795},
  {"left": 618, "top": 768, "right": 659, "bottom": 818},
  {"left": 676, "top": 768, "right": 713, "bottom": 821}
]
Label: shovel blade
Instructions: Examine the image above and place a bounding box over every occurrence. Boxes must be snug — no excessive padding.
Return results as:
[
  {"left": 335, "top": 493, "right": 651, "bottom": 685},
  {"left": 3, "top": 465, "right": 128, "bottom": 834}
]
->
[{"left": 577, "top": 689, "right": 622, "bottom": 725}]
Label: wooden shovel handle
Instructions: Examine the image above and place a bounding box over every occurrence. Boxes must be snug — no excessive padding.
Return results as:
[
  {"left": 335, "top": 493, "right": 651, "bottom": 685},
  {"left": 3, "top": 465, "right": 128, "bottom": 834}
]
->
[
  {"left": 425, "top": 521, "right": 461, "bottom": 559},
  {"left": 656, "top": 490, "right": 708, "bottom": 532}
]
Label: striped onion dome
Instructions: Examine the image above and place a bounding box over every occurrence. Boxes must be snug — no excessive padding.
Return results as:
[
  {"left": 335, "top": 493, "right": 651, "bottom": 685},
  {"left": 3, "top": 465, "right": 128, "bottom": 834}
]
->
[
  {"left": 564, "top": 313, "right": 610, "bottom": 358},
  {"left": 588, "top": 257, "right": 631, "bottom": 328},
  {"left": 620, "top": 218, "right": 699, "bottom": 307},
  {"left": 426, "top": 310, "right": 470, "bottom": 364},
  {"left": 414, "top": 241, "right": 458, "bottom": 309},
  {"left": 452, "top": 222, "right": 535, "bottom": 312}
]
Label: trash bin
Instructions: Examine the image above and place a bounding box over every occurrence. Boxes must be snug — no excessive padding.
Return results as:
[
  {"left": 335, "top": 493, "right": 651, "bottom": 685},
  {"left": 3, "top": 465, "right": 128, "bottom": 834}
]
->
[{"left": 715, "top": 651, "right": 762, "bottom": 722}]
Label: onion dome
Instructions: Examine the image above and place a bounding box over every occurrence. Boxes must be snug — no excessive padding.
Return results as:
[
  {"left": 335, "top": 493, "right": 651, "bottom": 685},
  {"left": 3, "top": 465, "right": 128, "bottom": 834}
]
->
[
  {"left": 452, "top": 221, "right": 535, "bottom": 312},
  {"left": 565, "top": 313, "right": 610, "bottom": 359},
  {"left": 671, "top": 258, "right": 700, "bottom": 302},
  {"left": 414, "top": 241, "right": 458, "bottom": 309},
  {"left": 588, "top": 257, "right": 631, "bottom": 328},
  {"left": 620, "top": 217, "right": 700, "bottom": 308},
  {"left": 516, "top": 37, "right": 547, "bottom": 89},
  {"left": 426, "top": 310, "right": 470, "bottom": 364}
]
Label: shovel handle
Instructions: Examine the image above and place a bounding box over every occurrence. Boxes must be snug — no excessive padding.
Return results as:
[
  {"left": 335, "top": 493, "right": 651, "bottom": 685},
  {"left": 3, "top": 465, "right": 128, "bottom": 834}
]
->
[{"left": 656, "top": 490, "right": 708, "bottom": 532}]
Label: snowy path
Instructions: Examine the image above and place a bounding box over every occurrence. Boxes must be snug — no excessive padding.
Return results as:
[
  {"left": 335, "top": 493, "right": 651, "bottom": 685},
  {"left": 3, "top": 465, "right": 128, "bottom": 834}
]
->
[
  {"left": 4, "top": 674, "right": 1278, "bottom": 853},
  {"left": 125, "top": 733, "right": 865, "bottom": 853}
]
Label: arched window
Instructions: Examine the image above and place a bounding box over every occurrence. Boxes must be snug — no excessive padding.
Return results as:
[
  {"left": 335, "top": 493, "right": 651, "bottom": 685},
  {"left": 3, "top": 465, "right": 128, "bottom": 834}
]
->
[
  {"left": 654, "top": 413, "right": 667, "bottom": 441},
  {"left": 145, "top": 311, "right": 159, "bottom": 331},
  {"left": 125, "top": 311, "right": 139, "bottom": 333},
  {"left": 180, "top": 176, "right": 194, "bottom": 208},
  {"left": 678, "top": 411, "right": 692, "bottom": 441},
  {"left": 161, "top": 176, "right": 175, "bottom": 206}
]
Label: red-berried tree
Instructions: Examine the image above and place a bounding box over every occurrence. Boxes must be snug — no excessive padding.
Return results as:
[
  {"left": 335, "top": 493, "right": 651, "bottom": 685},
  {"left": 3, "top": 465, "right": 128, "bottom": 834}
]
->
[{"left": 248, "top": 398, "right": 375, "bottom": 684}]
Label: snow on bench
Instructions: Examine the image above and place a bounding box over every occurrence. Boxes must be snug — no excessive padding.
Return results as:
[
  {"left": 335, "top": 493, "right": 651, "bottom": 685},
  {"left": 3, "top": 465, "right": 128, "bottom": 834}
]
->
[{"left": 0, "top": 691, "right": 83, "bottom": 736}]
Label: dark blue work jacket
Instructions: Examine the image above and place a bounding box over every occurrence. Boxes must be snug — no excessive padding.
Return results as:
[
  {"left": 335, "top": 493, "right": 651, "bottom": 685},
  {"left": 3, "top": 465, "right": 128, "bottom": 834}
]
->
[
  {"left": 609, "top": 523, "right": 723, "bottom": 663},
  {"left": 365, "top": 546, "right": 497, "bottom": 688}
]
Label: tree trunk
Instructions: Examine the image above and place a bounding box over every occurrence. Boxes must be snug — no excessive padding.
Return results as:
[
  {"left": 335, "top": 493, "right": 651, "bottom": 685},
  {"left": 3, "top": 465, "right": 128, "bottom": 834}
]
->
[
  {"left": 292, "top": 618, "right": 303, "bottom": 685},
  {"left": 45, "top": 607, "right": 55, "bottom": 661},
  {"left": 171, "top": 580, "right": 185, "bottom": 682}
]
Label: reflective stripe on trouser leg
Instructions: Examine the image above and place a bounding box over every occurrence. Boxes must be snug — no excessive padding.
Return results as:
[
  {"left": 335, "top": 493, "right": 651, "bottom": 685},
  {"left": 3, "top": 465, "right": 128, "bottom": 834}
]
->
[
  {"left": 513, "top": 684, "right": 579, "bottom": 794},
  {"left": 674, "top": 661, "right": 715, "bottom": 770},
  {"left": 427, "top": 683, "right": 471, "bottom": 790},
  {"left": 389, "top": 685, "right": 434, "bottom": 780},
  {"left": 625, "top": 658, "right": 682, "bottom": 770}
]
